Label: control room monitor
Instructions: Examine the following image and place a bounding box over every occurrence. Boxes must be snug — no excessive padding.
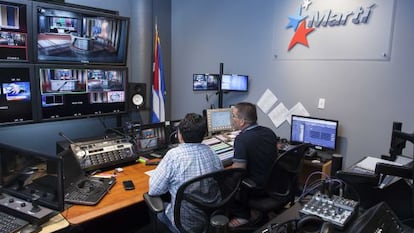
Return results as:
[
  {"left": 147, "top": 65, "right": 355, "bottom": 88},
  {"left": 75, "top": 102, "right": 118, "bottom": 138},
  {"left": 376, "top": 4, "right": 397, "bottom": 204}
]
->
[
  {"left": 206, "top": 108, "right": 233, "bottom": 135},
  {"left": 290, "top": 115, "right": 339, "bottom": 151}
]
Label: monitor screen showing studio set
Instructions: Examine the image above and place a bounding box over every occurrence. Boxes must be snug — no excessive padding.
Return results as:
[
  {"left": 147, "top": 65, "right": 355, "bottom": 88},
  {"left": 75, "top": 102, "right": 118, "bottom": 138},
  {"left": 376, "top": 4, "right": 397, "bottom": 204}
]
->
[
  {"left": 290, "top": 115, "right": 339, "bottom": 151},
  {"left": 192, "top": 74, "right": 219, "bottom": 91}
]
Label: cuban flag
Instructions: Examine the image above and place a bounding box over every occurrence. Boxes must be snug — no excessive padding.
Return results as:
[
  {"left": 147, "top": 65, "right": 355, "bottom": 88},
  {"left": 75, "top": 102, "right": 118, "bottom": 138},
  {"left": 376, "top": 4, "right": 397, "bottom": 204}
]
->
[{"left": 151, "top": 24, "right": 166, "bottom": 123}]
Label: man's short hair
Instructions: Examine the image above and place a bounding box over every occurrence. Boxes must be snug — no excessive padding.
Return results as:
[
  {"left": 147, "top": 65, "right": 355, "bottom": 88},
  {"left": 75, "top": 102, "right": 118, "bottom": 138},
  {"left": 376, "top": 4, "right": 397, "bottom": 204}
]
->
[
  {"left": 234, "top": 102, "right": 257, "bottom": 124},
  {"left": 178, "top": 113, "right": 207, "bottom": 143}
]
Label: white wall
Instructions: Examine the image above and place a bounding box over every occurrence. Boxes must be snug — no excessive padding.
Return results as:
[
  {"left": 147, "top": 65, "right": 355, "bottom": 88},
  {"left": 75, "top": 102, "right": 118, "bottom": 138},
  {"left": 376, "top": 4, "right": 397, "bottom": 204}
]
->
[{"left": 170, "top": 0, "right": 414, "bottom": 168}]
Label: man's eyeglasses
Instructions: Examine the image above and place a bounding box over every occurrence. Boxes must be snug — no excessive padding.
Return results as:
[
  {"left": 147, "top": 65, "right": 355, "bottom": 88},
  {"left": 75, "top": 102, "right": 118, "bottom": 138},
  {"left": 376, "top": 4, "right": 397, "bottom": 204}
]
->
[{"left": 232, "top": 114, "right": 241, "bottom": 119}]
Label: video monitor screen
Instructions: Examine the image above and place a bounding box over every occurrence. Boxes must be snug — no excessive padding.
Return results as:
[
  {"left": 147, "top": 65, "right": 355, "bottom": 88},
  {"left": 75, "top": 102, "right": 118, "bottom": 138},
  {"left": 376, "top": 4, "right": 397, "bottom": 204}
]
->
[
  {"left": 0, "top": 65, "right": 35, "bottom": 125},
  {"left": 135, "top": 122, "right": 167, "bottom": 153},
  {"left": 193, "top": 74, "right": 219, "bottom": 91},
  {"left": 38, "top": 65, "right": 127, "bottom": 121},
  {"left": 34, "top": 1, "right": 129, "bottom": 65},
  {"left": 0, "top": 0, "right": 30, "bottom": 61},
  {"left": 206, "top": 108, "right": 233, "bottom": 134},
  {"left": 0, "top": 142, "right": 64, "bottom": 211},
  {"left": 290, "top": 115, "right": 339, "bottom": 151},
  {"left": 221, "top": 74, "right": 248, "bottom": 92}
]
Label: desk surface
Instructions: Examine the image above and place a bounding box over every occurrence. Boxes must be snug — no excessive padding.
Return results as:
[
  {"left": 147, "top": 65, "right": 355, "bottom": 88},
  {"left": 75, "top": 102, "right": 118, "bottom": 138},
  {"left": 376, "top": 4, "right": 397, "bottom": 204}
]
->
[{"left": 61, "top": 162, "right": 154, "bottom": 225}]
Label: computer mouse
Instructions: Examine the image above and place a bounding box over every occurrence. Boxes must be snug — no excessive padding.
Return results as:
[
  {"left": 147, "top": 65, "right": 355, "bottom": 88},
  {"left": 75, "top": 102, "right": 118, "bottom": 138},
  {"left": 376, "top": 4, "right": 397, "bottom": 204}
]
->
[{"left": 20, "top": 224, "right": 42, "bottom": 233}]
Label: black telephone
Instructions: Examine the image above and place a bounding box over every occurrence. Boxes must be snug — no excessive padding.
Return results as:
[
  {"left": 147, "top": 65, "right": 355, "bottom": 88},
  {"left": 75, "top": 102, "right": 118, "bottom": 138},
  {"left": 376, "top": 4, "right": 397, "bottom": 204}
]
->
[{"left": 304, "top": 147, "right": 317, "bottom": 159}]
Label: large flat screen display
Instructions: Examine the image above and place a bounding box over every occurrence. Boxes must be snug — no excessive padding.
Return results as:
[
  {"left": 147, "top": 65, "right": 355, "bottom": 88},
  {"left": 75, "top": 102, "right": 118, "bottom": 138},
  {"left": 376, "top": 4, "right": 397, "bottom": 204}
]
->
[
  {"left": 0, "top": 64, "right": 36, "bottom": 125},
  {"left": 33, "top": 1, "right": 129, "bottom": 65},
  {"left": 38, "top": 65, "right": 128, "bottom": 121},
  {"left": 0, "top": 0, "right": 31, "bottom": 62},
  {"left": 193, "top": 74, "right": 219, "bottom": 91},
  {"left": 221, "top": 74, "right": 248, "bottom": 92}
]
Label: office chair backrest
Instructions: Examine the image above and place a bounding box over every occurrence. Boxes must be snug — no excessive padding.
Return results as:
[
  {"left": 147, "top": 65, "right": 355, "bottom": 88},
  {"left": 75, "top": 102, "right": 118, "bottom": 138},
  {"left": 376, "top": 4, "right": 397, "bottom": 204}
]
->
[
  {"left": 174, "top": 168, "right": 245, "bottom": 233},
  {"left": 265, "top": 143, "right": 311, "bottom": 203}
]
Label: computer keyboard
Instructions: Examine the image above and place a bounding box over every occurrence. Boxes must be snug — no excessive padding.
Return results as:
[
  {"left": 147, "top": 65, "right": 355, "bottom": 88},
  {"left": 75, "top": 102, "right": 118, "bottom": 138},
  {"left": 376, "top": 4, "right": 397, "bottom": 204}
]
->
[
  {"left": 65, "top": 177, "right": 116, "bottom": 206},
  {"left": 0, "top": 211, "right": 29, "bottom": 233}
]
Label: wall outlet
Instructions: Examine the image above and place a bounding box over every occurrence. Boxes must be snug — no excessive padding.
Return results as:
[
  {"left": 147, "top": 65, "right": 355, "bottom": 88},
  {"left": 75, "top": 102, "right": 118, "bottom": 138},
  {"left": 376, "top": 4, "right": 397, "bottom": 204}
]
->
[{"left": 318, "top": 98, "right": 325, "bottom": 109}]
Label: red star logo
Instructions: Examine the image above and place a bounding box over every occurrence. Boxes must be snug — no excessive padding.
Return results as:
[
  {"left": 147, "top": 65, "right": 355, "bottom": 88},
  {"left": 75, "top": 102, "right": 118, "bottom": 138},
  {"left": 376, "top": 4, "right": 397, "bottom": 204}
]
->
[{"left": 288, "top": 20, "right": 315, "bottom": 51}]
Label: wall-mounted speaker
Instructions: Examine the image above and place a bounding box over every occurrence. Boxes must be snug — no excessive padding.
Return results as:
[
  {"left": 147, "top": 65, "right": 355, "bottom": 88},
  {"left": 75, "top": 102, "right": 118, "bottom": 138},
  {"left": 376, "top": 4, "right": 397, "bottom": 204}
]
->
[{"left": 128, "top": 83, "right": 146, "bottom": 111}]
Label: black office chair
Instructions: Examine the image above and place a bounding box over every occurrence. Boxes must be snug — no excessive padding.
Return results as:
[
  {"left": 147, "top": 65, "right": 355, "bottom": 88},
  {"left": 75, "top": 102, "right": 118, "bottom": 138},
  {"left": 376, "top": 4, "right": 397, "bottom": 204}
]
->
[
  {"left": 144, "top": 168, "right": 246, "bottom": 233},
  {"left": 232, "top": 143, "right": 311, "bottom": 232}
]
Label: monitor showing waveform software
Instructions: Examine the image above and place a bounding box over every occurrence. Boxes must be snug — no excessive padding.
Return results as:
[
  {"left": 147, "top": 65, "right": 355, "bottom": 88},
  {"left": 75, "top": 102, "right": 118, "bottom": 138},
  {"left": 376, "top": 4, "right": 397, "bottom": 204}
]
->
[
  {"left": 221, "top": 74, "right": 248, "bottom": 92},
  {"left": 206, "top": 108, "right": 233, "bottom": 134},
  {"left": 290, "top": 115, "right": 339, "bottom": 151}
]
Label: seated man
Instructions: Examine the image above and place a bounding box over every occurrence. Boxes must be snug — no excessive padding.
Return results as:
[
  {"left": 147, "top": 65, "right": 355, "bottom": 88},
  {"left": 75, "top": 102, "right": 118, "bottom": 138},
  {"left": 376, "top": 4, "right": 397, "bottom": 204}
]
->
[
  {"left": 229, "top": 102, "right": 279, "bottom": 227},
  {"left": 148, "top": 113, "right": 224, "bottom": 233}
]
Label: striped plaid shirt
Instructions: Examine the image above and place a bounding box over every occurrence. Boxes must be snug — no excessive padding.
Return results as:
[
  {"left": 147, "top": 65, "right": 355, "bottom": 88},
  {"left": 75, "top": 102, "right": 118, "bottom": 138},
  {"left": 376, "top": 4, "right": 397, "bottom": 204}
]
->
[{"left": 149, "top": 143, "right": 223, "bottom": 230}]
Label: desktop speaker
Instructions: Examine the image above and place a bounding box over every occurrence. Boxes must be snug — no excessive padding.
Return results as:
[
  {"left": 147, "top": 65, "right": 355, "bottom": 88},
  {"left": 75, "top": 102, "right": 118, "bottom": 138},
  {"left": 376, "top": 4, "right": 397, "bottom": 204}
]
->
[
  {"left": 331, "top": 154, "right": 343, "bottom": 176},
  {"left": 128, "top": 83, "right": 146, "bottom": 111}
]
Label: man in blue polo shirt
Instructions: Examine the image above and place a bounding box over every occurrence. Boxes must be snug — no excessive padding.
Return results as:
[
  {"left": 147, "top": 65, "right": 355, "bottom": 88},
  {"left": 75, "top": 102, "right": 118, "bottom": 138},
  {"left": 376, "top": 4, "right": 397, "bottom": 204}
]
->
[{"left": 229, "top": 102, "right": 279, "bottom": 227}]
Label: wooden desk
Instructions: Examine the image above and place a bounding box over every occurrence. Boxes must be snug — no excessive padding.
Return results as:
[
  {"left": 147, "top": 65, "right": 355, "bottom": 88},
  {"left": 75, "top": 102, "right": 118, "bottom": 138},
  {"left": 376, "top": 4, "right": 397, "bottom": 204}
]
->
[
  {"left": 61, "top": 162, "right": 153, "bottom": 225},
  {"left": 299, "top": 159, "right": 332, "bottom": 187}
]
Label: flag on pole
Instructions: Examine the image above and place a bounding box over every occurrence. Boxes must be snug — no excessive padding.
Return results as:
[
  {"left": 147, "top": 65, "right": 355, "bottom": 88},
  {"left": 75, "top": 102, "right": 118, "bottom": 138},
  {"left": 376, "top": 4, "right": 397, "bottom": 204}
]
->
[{"left": 151, "top": 24, "right": 166, "bottom": 123}]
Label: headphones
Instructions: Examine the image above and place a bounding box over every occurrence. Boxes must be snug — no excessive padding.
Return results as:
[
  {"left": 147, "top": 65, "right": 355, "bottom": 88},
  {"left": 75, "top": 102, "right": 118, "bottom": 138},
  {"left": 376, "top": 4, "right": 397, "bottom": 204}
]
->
[{"left": 265, "top": 215, "right": 334, "bottom": 233}]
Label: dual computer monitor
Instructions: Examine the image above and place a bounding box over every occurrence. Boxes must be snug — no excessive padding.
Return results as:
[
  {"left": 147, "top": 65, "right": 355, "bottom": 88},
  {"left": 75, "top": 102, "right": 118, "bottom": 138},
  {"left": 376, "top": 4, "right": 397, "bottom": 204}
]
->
[{"left": 193, "top": 74, "right": 248, "bottom": 92}]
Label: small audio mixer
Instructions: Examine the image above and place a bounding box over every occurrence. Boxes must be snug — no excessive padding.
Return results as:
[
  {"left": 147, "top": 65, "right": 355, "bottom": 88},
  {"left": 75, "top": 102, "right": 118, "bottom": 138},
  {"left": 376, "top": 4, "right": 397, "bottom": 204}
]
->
[{"left": 299, "top": 192, "right": 358, "bottom": 229}]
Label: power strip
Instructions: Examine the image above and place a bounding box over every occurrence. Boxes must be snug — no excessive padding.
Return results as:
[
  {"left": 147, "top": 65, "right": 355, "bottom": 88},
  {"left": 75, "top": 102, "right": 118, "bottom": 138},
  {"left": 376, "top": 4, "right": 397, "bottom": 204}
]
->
[
  {"left": 0, "top": 192, "right": 57, "bottom": 225},
  {"left": 299, "top": 192, "right": 358, "bottom": 229}
]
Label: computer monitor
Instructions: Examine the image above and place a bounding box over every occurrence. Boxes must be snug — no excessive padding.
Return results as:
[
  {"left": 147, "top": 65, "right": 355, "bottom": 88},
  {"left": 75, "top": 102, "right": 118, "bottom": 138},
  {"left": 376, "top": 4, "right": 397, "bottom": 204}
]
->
[
  {"left": 388, "top": 122, "right": 405, "bottom": 161},
  {"left": 221, "top": 74, "right": 248, "bottom": 92},
  {"left": 0, "top": 142, "right": 64, "bottom": 211},
  {"left": 134, "top": 122, "right": 167, "bottom": 153},
  {"left": 0, "top": 0, "right": 31, "bottom": 62},
  {"left": 193, "top": 74, "right": 219, "bottom": 91},
  {"left": 206, "top": 108, "right": 233, "bottom": 135},
  {"left": 166, "top": 119, "right": 181, "bottom": 145},
  {"left": 290, "top": 115, "right": 339, "bottom": 151}
]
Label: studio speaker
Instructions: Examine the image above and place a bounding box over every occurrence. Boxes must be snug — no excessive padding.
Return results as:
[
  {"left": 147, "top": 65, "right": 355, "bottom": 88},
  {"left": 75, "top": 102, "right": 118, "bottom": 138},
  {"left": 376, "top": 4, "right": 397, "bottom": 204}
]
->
[
  {"left": 331, "top": 154, "right": 343, "bottom": 176},
  {"left": 128, "top": 83, "right": 146, "bottom": 111}
]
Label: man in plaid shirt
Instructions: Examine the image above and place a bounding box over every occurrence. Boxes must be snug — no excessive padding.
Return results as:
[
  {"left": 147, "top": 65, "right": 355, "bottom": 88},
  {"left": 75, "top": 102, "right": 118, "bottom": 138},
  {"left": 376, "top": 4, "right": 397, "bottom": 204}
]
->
[{"left": 149, "top": 113, "right": 223, "bottom": 233}]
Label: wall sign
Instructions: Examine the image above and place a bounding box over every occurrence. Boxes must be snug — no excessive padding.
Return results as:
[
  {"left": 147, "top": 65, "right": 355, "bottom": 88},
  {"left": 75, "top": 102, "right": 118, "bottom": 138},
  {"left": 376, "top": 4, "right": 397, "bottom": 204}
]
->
[{"left": 272, "top": 0, "right": 396, "bottom": 60}]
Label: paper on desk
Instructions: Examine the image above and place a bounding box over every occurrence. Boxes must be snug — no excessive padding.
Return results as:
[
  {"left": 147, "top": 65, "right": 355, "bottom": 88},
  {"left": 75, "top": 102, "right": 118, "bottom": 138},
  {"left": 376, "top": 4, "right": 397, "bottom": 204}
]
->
[
  {"left": 145, "top": 169, "right": 156, "bottom": 176},
  {"left": 355, "top": 156, "right": 403, "bottom": 172}
]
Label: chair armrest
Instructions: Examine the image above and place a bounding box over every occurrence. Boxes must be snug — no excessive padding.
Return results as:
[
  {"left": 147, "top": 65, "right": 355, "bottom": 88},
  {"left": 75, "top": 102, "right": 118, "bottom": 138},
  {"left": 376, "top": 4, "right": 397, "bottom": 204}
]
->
[
  {"left": 242, "top": 177, "right": 257, "bottom": 189},
  {"left": 143, "top": 193, "right": 165, "bottom": 213}
]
